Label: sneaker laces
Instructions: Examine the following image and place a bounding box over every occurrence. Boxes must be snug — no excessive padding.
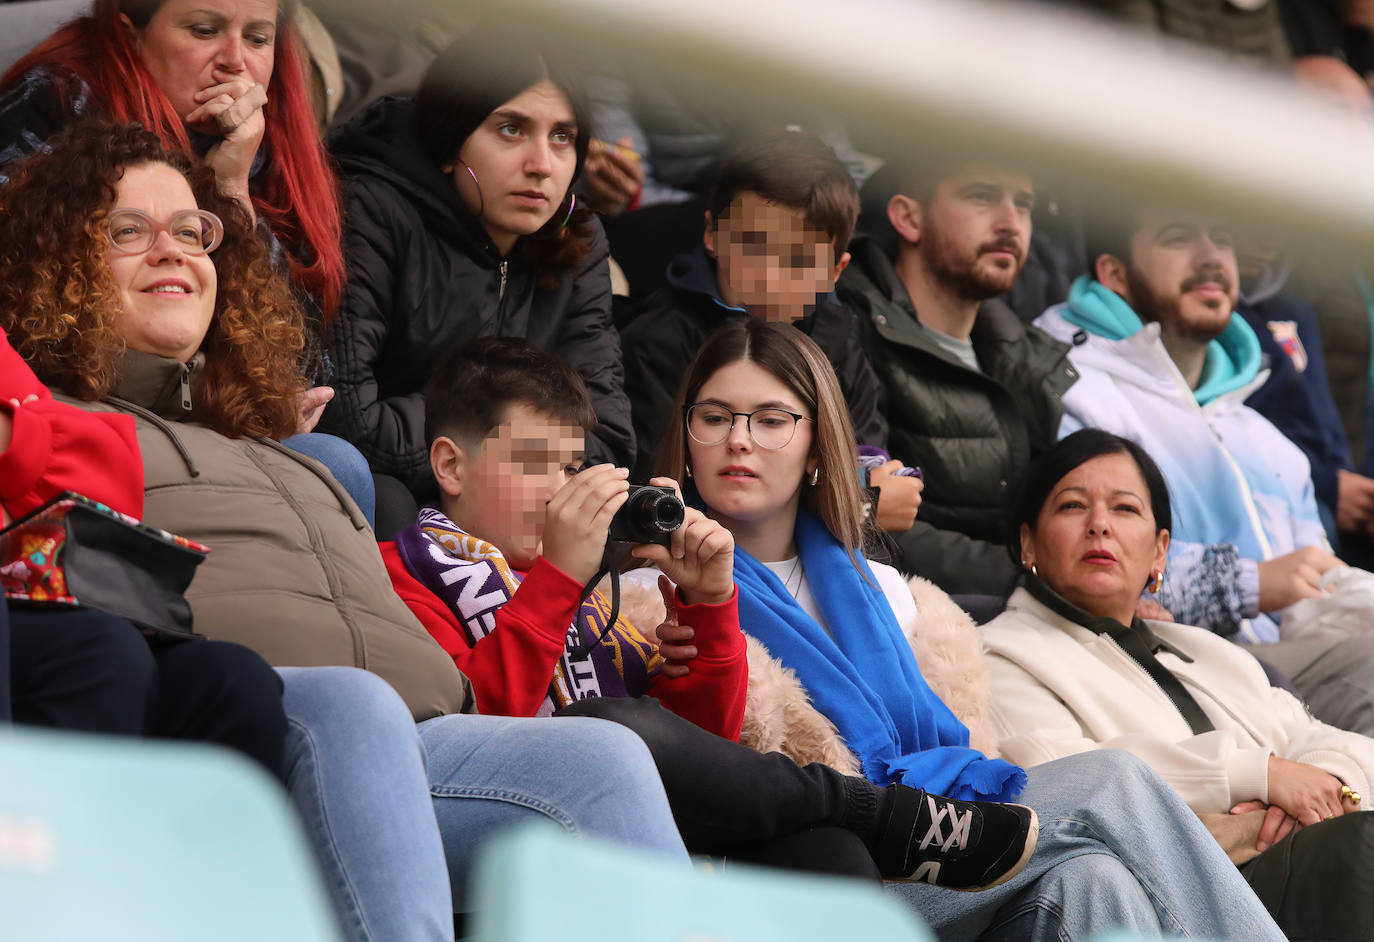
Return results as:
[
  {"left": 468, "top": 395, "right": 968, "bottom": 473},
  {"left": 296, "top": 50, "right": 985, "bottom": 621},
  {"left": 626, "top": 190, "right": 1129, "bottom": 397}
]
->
[{"left": 919, "top": 795, "right": 974, "bottom": 853}]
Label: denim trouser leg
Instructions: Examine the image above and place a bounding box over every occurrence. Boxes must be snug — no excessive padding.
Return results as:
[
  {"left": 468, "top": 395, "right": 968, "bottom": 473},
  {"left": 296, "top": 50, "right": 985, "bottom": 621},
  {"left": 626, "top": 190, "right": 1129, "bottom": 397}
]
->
[
  {"left": 419, "top": 712, "right": 690, "bottom": 908},
  {"left": 281, "top": 433, "right": 377, "bottom": 529},
  {"left": 278, "top": 667, "right": 452, "bottom": 942},
  {"left": 888, "top": 751, "right": 1285, "bottom": 942}
]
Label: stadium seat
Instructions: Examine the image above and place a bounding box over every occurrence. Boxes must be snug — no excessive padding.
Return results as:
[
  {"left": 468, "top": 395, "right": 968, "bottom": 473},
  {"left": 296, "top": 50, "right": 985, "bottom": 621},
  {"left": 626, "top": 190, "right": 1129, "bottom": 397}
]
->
[
  {"left": 469, "top": 823, "right": 934, "bottom": 942},
  {"left": 0, "top": 725, "right": 340, "bottom": 941}
]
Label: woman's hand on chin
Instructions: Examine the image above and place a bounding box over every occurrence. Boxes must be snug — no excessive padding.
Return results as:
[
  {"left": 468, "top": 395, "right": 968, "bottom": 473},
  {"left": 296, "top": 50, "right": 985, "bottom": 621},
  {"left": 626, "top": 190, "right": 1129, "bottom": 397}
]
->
[
  {"left": 187, "top": 77, "right": 268, "bottom": 218},
  {"left": 632, "top": 477, "right": 735, "bottom": 607}
]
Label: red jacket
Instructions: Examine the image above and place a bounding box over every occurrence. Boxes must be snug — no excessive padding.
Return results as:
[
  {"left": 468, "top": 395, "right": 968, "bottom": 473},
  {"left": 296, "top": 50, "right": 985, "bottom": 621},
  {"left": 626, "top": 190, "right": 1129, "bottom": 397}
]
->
[
  {"left": 0, "top": 329, "right": 143, "bottom": 521},
  {"left": 382, "top": 543, "right": 748, "bottom": 740}
]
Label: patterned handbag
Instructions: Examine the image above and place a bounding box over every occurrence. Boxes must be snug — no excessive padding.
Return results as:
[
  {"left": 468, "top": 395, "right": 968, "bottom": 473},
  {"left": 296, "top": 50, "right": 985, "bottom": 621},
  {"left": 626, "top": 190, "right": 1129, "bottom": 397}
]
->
[{"left": 0, "top": 492, "right": 209, "bottom": 638}]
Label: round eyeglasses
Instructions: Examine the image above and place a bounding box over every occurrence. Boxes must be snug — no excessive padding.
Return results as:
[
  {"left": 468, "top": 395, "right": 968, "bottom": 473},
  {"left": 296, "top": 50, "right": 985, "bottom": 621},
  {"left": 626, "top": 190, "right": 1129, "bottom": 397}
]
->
[
  {"left": 104, "top": 209, "right": 224, "bottom": 256},
  {"left": 685, "top": 403, "right": 812, "bottom": 450}
]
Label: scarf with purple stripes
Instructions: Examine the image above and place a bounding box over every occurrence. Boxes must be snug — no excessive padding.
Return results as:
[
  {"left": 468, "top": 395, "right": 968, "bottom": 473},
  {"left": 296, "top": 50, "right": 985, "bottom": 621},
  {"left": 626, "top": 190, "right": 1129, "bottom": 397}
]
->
[{"left": 393, "top": 508, "right": 660, "bottom": 714}]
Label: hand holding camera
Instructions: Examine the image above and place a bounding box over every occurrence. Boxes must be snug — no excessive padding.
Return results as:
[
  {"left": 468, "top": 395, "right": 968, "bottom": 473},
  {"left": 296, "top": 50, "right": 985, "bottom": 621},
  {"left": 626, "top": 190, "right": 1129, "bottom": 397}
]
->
[
  {"left": 630, "top": 477, "right": 735, "bottom": 607},
  {"left": 540, "top": 464, "right": 630, "bottom": 584}
]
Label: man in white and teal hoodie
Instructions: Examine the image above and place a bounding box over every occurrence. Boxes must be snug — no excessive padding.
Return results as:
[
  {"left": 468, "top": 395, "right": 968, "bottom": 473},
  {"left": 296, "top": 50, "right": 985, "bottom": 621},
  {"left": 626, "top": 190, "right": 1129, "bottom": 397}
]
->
[{"left": 1034, "top": 207, "right": 1374, "bottom": 737}]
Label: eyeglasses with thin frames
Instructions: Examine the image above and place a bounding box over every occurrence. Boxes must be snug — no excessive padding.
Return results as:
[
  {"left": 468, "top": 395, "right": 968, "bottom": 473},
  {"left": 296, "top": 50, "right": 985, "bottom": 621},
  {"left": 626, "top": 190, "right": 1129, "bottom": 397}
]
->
[
  {"left": 104, "top": 209, "right": 224, "bottom": 256},
  {"left": 685, "top": 403, "right": 812, "bottom": 450}
]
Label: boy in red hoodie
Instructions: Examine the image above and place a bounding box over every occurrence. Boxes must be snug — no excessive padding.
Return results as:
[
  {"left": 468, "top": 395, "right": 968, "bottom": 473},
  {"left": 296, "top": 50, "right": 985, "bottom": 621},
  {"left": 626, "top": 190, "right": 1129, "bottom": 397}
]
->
[{"left": 381, "top": 336, "right": 746, "bottom": 739}]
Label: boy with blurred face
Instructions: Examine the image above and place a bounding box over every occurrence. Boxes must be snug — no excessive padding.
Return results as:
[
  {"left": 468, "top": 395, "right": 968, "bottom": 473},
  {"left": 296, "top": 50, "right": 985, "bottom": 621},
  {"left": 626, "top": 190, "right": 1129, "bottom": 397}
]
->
[
  {"left": 1035, "top": 207, "right": 1374, "bottom": 738},
  {"left": 380, "top": 336, "right": 743, "bottom": 731},
  {"left": 620, "top": 129, "right": 922, "bottom": 534},
  {"left": 837, "top": 162, "right": 1077, "bottom": 599}
]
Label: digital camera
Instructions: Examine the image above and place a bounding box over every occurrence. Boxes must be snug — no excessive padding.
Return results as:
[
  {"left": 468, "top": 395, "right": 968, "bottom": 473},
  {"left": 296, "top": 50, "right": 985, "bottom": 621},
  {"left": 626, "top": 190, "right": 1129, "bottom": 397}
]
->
[{"left": 607, "top": 484, "right": 684, "bottom": 547}]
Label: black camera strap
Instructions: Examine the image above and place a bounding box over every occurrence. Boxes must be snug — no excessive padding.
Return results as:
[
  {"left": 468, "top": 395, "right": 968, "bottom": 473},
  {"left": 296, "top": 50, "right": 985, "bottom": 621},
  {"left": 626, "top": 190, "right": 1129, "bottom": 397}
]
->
[{"left": 569, "top": 543, "right": 630, "bottom": 662}]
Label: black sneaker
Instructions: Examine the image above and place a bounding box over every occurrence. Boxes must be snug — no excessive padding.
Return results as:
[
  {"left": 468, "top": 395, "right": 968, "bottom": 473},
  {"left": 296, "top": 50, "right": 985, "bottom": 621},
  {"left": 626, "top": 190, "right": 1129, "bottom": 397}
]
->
[{"left": 875, "top": 786, "right": 1038, "bottom": 891}]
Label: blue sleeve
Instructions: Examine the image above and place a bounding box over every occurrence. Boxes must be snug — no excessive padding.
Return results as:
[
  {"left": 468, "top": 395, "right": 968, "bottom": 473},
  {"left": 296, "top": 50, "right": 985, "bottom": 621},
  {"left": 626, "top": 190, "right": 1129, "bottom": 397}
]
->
[{"left": 1241, "top": 298, "right": 1353, "bottom": 513}]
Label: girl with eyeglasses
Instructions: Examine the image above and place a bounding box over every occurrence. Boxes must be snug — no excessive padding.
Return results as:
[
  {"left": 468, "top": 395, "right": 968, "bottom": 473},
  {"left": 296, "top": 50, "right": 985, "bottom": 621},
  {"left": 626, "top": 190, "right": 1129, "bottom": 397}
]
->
[{"left": 635, "top": 317, "right": 1289, "bottom": 941}]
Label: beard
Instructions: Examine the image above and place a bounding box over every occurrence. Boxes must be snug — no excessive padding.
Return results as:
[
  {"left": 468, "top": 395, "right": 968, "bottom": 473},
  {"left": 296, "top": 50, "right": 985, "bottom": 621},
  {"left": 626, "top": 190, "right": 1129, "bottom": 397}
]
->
[
  {"left": 1124, "top": 264, "right": 1233, "bottom": 343},
  {"left": 921, "top": 218, "right": 1024, "bottom": 302}
]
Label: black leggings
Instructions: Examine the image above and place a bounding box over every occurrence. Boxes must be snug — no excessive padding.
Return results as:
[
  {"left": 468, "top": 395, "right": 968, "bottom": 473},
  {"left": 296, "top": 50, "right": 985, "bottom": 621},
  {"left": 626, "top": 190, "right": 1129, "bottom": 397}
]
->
[
  {"left": 8, "top": 606, "right": 288, "bottom": 777},
  {"left": 1239, "top": 811, "right": 1374, "bottom": 940},
  {"left": 556, "top": 696, "right": 881, "bottom": 880}
]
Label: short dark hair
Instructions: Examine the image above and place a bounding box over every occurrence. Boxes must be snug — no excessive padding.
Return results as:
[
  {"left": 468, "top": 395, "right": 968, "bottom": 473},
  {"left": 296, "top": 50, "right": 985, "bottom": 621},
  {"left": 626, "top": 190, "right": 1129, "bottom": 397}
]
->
[
  {"left": 707, "top": 129, "right": 860, "bottom": 256},
  {"left": 1007, "top": 428, "right": 1172, "bottom": 572},
  {"left": 423, "top": 337, "right": 597, "bottom": 448},
  {"left": 1084, "top": 203, "right": 1139, "bottom": 281}
]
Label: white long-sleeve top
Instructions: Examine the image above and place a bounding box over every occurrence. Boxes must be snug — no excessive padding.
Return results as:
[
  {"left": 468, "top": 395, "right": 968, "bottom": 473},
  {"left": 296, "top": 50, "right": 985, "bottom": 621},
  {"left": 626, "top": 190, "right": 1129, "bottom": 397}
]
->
[{"left": 981, "top": 587, "right": 1374, "bottom": 812}]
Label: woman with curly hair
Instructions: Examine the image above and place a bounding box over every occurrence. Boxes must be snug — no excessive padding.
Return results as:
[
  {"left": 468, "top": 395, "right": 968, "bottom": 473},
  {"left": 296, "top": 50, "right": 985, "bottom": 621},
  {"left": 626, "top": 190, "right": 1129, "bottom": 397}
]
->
[
  {"left": 320, "top": 26, "right": 633, "bottom": 506},
  {"left": 0, "top": 118, "right": 693, "bottom": 941}
]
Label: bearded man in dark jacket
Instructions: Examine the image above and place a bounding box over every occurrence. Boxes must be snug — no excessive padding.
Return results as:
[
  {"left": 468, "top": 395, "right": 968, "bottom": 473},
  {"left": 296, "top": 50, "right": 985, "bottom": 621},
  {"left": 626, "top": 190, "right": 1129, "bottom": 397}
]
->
[{"left": 836, "top": 164, "right": 1077, "bottom": 597}]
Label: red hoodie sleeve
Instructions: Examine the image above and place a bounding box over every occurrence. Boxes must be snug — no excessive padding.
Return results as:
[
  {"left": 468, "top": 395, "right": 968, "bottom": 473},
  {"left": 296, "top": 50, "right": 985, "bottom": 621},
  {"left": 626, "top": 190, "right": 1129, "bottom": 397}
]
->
[
  {"left": 0, "top": 331, "right": 143, "bottom": 521},
  {"left": 381, "top": 543, "right": 581, "bottom": 716},
  {"left": 647, "top": 585, "right": 748, "bottom": 741}
]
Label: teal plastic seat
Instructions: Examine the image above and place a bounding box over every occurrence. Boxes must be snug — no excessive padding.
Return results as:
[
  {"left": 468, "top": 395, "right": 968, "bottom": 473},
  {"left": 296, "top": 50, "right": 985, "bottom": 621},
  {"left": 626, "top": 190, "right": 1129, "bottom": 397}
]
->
[
  {"left": 470, "top": 824, "right": 933, "bottom": 942},
  {"left": 0, "top": 725, "right": 339, "bottom": 941}
]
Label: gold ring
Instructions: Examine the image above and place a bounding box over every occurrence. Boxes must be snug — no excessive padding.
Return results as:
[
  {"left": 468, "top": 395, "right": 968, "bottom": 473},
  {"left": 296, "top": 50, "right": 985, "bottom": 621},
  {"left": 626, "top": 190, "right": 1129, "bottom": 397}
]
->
[
  {"left": 1342, "top": 785, "right": 1362, "bottom": 805},
  {"left": 1326, "top": 815, "right": 1336, "bottom": 821}
]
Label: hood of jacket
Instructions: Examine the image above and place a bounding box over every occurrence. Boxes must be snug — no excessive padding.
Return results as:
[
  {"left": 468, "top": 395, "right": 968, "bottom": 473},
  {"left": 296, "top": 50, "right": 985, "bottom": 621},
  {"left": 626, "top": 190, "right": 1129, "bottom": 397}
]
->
[
  {"left": 330, "top": 96, "right": 502, "bottom": 265},
  {"left": 1061, "top": 276, "right": 1262, "bottom": 407}
]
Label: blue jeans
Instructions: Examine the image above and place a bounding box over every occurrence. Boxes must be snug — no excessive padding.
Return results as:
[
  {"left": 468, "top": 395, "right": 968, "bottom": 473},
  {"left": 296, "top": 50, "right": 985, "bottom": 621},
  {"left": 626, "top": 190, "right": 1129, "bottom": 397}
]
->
[
  {"left": 889, "top": 751, "right": 1285, "bottom": 941},
  {"left": 278, "top": 668, "right": 687, "bottom": 942},
  {"left": 282, "top": 433, "right": 376, "bottom": 528},
  {"left": 420, "top": 712, "right": 690, "bottom": 904}
]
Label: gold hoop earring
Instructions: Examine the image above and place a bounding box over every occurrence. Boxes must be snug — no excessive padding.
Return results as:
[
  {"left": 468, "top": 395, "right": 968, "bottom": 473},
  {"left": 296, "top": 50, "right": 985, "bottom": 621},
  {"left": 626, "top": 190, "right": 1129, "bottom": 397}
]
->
[
  {"left": 809, "top": 467, "right": 819, "bottom": 486},
  {"left": 1030, "top": 563, "right": 1038, "bottom": 578},
  {"left": 685, "top": 465, "right": 693, "bottom": 479},
  {"left": 1150, "top": 569, "right": 1164, "bottom": 594}
]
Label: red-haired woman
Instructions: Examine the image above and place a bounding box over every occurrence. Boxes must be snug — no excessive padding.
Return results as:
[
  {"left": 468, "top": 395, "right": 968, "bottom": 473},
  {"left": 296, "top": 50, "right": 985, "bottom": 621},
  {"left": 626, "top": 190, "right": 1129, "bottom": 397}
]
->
[{"left": 0, "top": 0, "right": 344, "bottom": 323}]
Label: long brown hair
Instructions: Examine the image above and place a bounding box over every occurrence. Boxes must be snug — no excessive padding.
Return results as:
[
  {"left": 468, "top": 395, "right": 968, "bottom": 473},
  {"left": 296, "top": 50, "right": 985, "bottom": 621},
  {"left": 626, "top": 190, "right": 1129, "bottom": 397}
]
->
[
  {"left": 653, "top": 319, "right": 869, "bottom": 556},
  {"left": 0, "top": 119, "right": 306, "bottom": 438}
]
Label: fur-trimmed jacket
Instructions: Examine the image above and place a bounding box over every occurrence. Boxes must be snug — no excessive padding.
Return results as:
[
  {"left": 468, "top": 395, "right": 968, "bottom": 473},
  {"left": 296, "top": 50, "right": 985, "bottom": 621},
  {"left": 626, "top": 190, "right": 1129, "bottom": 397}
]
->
[{"left": 622, "top": 566, "right": 1000, "bottom": 769}]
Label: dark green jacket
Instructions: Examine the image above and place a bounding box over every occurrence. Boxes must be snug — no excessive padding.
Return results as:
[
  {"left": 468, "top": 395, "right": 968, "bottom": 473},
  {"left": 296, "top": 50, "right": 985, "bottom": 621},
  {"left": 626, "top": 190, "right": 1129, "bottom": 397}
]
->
[{"left": 836, "top": 236, "right": 1077, "bottom": 596}]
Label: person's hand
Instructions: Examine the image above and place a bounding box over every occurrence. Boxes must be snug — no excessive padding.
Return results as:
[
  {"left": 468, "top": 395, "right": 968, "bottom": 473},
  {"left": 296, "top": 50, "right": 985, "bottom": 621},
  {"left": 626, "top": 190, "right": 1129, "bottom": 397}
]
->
[
  {"left": 294, "top": 386, "right": 334, "bottom": 435},
  {"left": 871, "top": 460, "right": 923, "bottom": 532},
  {"left": 186, "top": 73, "right": 268, "bottom": 213},
  {"left": 1228, "top": 799, "right": 1299, "bottom": 852},
  {"left": 1257, "top": 546, "right": 1342, "bottom": 612},
  {"left": 1135, "top": 598, "right": 1174, "bottom": 622},
  {"left": 1267, "top": 755, "right": 1348, "bottom": 828},
  {"left": 630, "top": 477, "right": 734, "bottom": 605},
  {"left": 1337, "top": 469, "right": 1374, "bottom": 532},
  {"left": 539, "top": 464, "right": 628, "bottom": 584},
  {"left": 582, "top": 137, "right": 644, "bottom": 216},
  {"left": 652, "top": 574, "right": 695, "bottom": 679}
]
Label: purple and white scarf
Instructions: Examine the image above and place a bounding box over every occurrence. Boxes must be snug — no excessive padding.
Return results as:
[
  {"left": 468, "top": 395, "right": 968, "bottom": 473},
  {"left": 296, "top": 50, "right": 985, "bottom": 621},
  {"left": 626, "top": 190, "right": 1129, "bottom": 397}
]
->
[{"left": 393, "top": 507, "right": 661, "bottom": 714}]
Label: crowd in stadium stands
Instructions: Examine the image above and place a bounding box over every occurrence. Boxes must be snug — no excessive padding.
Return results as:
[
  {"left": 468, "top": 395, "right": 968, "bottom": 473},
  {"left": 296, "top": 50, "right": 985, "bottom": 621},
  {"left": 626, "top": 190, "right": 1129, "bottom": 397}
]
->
[{"left": 5, "top": 0, "right": 1374, "bottom": 938}]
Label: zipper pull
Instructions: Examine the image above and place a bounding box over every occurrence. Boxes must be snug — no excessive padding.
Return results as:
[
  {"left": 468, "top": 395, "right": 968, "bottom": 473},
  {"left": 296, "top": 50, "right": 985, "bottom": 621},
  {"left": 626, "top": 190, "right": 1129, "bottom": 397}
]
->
[
  {"left": 180, "top": 364, "right": 192, "bottom": 412},
  {"left": 499, "top": 260, "right": 508, "bottom": 302}
]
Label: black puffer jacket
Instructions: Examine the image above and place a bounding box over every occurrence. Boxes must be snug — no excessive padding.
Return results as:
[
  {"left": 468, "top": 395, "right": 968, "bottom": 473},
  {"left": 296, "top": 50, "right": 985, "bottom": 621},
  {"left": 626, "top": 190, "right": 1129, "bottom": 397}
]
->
[
  {"left": 320, "top": 97, "right": 634, "bottom": 491},
  {"left": 619, "top": 246, "right": 887, "bottom": 478},
  {"left": 837, "top": 236, "right": 1077, "bottom": 596}
]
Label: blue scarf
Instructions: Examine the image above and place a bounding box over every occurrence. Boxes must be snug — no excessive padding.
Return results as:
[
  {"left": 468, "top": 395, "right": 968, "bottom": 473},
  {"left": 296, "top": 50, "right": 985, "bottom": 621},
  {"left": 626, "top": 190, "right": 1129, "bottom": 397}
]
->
[
  {"left": 1061, "top": 276, "right": 1261, "bottom": 406},
  {"left": 734, "top": 511, "right": 1025, "bottom": 801}
]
